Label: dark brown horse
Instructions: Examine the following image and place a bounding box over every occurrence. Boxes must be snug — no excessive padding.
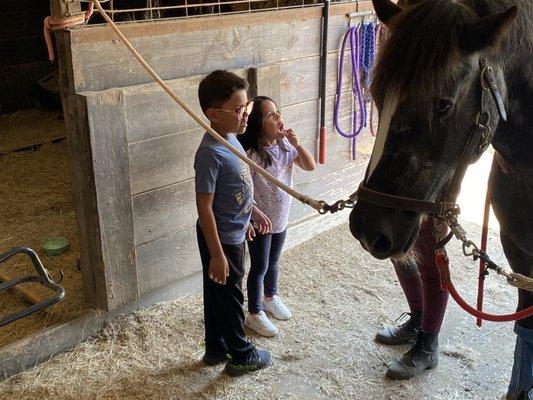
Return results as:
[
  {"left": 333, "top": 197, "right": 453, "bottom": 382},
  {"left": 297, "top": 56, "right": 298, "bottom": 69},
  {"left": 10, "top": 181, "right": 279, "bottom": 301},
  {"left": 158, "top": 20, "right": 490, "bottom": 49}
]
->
[{"left": 349, "top": 0, "right": 532, "bottom": 398}]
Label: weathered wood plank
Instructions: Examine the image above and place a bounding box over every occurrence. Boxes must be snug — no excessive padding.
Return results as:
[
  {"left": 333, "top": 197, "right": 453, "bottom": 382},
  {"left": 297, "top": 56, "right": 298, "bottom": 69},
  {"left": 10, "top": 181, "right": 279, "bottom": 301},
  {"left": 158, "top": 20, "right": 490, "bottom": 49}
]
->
[
  {"left": 135, "top": 226, "right": 200, "bottom": 295},
  {"left": 70, "top": 4, "right": 356, "bottom": 92},
  {"left": 293, "top": 131, "right": 371, "bottom": 184},
  {"left": 280, "top": 52, "right": 355, "bottom": 107},
  {"left": 85, "top": 89, "right": 139, "bottom": 310},
  {"left": 72, "top": 27, "right": 254, "bottom": 92},
  {"left": 122, "top": 69, "right": 248, "bottom": 144},
  {"left": 283, "top": 206, "right": 350, "bottom": 253},
  {"left": 248, "top": 64, "right": 281, "bottom": 106},
  {"left": 281, "top": 93, "right": 353, "bottom": 143},
  {"left": 132, "top": 178, "right": 196, "bottom": 246},
  {"left": 250, "top": 13, "right": 349, "bottom": 65},
  {"left": 72, "top": 3, "right": 363, "bottom": 44},
  {"left": 289, "top": 162, "right": 366, "bottom": 224},
  {"left": 129, "top": 127, "right": 203, "bottom": 195}
]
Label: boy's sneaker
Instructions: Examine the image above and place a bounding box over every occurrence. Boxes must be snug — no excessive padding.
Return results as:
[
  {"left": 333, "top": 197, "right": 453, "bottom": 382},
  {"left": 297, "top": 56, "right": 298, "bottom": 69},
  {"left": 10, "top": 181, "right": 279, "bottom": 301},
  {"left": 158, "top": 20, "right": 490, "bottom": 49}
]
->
[
  {"left": 202, "top": 348, "right": 230, "bottom": 366},
  {"left": 224, "top": 349, "right": 272, "bottom": 376},
  {"left": 245, "top": 311, "right": 279, "bottom": 337},
  {"left": 263, "top": 295, "right": 292, "bottom": 320}
]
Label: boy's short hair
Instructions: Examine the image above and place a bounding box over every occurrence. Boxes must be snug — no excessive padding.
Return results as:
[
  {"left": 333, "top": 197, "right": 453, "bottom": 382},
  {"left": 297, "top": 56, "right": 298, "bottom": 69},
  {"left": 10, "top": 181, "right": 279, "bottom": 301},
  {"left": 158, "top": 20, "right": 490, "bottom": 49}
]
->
[{"left": 198, "top": 70, "right": 248, "bottom": 114}]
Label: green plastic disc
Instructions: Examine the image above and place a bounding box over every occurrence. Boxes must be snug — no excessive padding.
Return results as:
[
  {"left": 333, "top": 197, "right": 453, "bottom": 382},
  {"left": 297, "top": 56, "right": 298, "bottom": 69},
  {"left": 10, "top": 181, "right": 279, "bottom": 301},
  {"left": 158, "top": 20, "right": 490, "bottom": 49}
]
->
[{"left": 43, "top": 237, "right": 70, "bottom": 256}]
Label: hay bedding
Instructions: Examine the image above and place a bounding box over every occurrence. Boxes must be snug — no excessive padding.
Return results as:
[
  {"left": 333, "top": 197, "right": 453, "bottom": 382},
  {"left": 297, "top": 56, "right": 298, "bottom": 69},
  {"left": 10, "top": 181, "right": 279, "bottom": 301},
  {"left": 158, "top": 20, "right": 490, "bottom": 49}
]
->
[
  {"left": 0, "top": 115, "right": 514, "bottom": 398},
  {"left": 0, "top": 220, "right": 515, "bottom": 400},
  {"left": 0, "top": 110, "right": 90, "bottom": 347}
]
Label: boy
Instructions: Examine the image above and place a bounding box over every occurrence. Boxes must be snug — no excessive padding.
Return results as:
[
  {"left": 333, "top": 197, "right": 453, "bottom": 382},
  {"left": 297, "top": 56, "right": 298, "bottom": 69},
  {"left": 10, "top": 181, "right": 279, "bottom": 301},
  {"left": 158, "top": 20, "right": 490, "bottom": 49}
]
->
[{"left": 194, "top": 70, "right": 272, "bottom": 376}]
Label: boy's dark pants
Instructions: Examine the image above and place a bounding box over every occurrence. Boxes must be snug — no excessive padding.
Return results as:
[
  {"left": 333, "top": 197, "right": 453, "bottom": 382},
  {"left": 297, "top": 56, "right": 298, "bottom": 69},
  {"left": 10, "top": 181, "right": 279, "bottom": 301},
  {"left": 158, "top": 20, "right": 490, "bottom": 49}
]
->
[{"left": 196, "top": 224, "right": 255, "bottom": 360}]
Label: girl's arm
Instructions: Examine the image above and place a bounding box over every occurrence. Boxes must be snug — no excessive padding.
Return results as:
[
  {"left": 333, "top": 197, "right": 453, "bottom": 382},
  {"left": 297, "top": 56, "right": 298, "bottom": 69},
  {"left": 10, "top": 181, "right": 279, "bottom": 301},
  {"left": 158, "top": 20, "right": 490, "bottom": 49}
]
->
[{"left": 285, "top": 129, "right": 316, "bottom": 171}]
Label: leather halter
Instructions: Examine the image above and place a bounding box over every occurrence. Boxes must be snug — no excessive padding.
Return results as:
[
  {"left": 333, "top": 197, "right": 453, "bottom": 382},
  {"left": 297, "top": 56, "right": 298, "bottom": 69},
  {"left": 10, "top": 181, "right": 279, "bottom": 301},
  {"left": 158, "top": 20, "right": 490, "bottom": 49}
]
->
[{"left": 355, "top": 58, "right": 507, "bottom": 218}]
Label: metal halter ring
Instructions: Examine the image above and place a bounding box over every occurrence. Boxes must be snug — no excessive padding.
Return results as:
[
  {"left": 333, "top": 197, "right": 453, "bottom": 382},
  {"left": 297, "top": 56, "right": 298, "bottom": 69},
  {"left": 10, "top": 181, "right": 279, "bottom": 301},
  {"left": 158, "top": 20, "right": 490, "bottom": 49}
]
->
[
  {"left": 480, "top": 66, "right": 492, "bottom": 91},
  {"left": 476, "top": 111, "right": 491, "bottom": 128},
  {"left": 462, "top": 240, "right": 479, "bottom": 257}
]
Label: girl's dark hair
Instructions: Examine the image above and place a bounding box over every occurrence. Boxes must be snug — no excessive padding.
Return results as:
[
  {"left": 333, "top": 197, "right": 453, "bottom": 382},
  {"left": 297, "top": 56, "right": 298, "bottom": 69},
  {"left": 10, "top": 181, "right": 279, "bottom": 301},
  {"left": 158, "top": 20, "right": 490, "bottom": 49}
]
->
[{"left": 238, "top": 96, "right": 288, "bottom": 167}]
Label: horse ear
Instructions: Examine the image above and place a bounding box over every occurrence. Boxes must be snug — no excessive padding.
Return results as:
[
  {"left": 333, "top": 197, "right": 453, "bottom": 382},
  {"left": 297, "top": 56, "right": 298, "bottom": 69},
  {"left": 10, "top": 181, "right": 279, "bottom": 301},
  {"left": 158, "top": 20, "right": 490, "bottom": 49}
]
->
[
  {"left": 459, "top": 6, "right": 518, "bottom": 53},
  {"left": 372, "top": 0, "right": 403, "bottom": 25}
]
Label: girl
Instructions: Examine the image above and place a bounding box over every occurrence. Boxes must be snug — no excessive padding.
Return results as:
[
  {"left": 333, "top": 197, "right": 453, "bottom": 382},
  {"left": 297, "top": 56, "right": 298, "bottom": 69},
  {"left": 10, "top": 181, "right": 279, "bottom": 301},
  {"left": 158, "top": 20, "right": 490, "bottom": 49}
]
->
[{"left": 238, "top": 96, "right": 316, "bottom": 337}]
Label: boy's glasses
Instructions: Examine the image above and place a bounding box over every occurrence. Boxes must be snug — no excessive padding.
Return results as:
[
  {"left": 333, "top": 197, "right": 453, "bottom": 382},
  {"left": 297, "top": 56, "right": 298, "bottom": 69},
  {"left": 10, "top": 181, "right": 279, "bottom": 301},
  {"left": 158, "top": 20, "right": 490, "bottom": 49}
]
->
[{"left": 213, "top": 101, "right": 254, "bottom": 119}]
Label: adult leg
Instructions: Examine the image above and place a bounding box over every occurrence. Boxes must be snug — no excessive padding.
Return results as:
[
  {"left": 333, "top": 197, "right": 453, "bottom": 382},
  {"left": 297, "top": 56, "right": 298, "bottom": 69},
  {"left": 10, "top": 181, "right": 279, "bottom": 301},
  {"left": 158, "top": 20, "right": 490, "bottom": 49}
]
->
[
  {"left": 375, "top": 258, "right": 422, "bottom": 344},
  {"left": 387, "top": 218, "right": 447, "bottom": 379}
]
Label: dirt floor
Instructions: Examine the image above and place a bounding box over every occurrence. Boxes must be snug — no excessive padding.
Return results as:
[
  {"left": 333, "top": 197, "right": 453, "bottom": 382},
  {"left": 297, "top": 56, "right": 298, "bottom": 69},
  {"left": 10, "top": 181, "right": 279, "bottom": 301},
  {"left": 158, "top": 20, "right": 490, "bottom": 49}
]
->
[
  {"left": 0, "top": 216, "right": 516, "bottom": 400},
  {"left": 0, "top": 110, "right": 89, "bottom": 347},
  {"left": 0, "top": 118, "right": 515, "bottom": 399}
]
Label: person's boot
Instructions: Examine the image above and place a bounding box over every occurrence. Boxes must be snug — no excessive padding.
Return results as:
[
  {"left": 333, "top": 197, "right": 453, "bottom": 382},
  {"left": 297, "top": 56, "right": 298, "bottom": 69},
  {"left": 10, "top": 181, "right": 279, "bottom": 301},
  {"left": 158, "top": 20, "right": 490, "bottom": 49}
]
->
[
  {"left": 375, "top": 311, "right": 422, "bottom": 345},
  {"left": 386, "top": 330, "right": 439, "bottom": 380},
  {"left": 506, "top": 324, "right": 533, "bottom": 400}
]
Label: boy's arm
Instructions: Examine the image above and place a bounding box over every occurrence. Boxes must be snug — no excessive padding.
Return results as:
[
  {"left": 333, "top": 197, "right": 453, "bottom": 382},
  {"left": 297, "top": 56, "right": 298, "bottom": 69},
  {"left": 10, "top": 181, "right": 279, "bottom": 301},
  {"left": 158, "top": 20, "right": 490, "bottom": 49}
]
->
[{"left": 196, "top": 193, "right": 229, "bottom": 284}]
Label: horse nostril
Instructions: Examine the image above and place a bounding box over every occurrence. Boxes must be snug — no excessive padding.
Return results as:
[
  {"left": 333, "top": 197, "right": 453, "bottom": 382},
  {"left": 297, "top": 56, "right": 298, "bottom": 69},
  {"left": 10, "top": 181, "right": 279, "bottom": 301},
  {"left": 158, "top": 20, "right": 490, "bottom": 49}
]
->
[{"left": 371, "top": 233, "right": 393, "bottom": 257}]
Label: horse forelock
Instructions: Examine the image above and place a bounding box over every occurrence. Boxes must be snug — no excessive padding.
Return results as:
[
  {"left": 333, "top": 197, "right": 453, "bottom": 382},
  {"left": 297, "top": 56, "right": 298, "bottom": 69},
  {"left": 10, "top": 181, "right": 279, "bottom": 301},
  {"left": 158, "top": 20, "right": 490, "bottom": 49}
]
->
[{"left": 371, "top": 0, "right": 477, "bottom": 116}]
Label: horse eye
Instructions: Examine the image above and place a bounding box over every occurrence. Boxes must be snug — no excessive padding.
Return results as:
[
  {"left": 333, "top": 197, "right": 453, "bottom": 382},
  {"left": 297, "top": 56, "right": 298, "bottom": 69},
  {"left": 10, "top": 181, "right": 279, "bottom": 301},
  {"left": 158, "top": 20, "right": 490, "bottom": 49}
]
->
[{"left": 436, "top": 99, "right": 454, "bottom": 115}]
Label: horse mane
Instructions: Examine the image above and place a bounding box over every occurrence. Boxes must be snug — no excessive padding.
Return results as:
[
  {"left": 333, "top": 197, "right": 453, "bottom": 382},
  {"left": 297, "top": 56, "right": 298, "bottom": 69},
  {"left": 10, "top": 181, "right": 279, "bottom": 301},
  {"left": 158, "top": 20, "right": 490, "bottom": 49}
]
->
[{"left": 371, "top": 0, "right": 477, "bottom": 112}]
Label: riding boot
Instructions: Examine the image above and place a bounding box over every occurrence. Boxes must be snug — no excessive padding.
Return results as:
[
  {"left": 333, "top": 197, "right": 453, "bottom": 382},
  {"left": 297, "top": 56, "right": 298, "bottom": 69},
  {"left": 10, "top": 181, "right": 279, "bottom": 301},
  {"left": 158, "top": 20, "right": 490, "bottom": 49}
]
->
[
  {"left": 375, "top": 310, "right": 422, "bottom": 345},
  {"left": 386, "top": 330, "right": 439, "bottom": 380},
  {"left": 506, "top": 324, "right": 533, "bottom": 400}
]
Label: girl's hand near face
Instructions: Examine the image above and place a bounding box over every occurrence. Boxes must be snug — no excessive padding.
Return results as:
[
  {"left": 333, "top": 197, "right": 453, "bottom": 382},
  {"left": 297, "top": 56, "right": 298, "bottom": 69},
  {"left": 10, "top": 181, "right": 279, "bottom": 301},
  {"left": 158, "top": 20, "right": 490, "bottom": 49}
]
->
[{"left": 284, "top": 128, "right": 300, "bottom": 147}]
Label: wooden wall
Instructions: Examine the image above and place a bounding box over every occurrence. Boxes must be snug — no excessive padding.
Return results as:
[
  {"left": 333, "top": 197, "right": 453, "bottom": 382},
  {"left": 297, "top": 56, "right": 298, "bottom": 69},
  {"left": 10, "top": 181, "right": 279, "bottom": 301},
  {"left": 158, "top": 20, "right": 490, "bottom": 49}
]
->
[{"left": 62, "top": 2, "right": 375, "bottom": 310}]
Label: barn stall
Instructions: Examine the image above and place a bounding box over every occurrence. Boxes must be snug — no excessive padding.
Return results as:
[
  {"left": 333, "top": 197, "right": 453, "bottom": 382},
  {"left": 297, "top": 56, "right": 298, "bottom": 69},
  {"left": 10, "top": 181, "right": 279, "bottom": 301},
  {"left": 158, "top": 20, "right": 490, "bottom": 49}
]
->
[
  {"left": 1, "top": 0, "right": 376, "bottom": 377},
  {"left": 0, "top": 1, "right": 519, "bottom": 398}
]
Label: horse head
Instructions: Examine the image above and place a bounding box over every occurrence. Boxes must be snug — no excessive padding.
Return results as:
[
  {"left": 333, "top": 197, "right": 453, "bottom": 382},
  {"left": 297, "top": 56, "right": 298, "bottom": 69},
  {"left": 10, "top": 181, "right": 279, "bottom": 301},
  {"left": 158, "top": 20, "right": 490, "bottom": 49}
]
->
[{"left": 349, "top": 0, "right": 517, "bottom": 260}]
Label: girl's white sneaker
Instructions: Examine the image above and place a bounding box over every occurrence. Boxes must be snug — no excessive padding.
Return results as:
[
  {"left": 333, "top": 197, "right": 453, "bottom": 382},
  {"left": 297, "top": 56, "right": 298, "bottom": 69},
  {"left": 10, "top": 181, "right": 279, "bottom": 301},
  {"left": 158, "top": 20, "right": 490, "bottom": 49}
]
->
[
  {"left": 263, "top": 295, "right": 292, "bottom": 320},
  {"left": 245, "top": 311, "right": 279, "bottom": 337}
]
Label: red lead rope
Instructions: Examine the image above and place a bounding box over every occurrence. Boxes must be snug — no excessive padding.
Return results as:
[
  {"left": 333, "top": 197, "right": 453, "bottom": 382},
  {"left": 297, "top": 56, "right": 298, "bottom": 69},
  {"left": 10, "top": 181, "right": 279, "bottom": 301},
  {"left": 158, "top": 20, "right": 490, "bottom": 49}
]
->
[
  {"left": 476, "top": 189, "right": 491, "bottom": 326},
  {"left": 435, "top": 251, "right": 533, "bottom": 322}
]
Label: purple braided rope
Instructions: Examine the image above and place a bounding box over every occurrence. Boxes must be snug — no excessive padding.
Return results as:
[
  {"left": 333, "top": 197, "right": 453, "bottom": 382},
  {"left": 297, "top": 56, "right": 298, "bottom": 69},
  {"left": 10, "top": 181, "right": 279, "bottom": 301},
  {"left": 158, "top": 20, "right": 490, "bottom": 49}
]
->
[{"left": 334, "top": 25, "right": 366, "bottom": 160}]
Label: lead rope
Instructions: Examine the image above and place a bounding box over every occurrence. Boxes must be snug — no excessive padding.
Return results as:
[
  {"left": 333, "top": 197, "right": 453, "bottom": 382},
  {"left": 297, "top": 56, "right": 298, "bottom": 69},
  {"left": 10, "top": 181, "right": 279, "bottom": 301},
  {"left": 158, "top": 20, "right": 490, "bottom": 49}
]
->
[
  {"left": 435, "top": 212, "right": 533, "bottom": 322},
  {"left": 88, "top": 0, "right": 351, "bottom": 214},
  {"left": 44, "top": 3, "right": 95, "bottom": 61},
  {"left": 476, "top": 184, "right": 491, "bottom": 326}
]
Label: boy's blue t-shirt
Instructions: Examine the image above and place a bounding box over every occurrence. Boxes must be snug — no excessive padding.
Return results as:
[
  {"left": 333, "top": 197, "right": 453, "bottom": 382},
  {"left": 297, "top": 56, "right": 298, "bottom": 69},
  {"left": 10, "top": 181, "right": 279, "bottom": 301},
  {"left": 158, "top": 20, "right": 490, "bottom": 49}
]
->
[{"left": 194, "top": 133, "right": 254, "bottom": 245}]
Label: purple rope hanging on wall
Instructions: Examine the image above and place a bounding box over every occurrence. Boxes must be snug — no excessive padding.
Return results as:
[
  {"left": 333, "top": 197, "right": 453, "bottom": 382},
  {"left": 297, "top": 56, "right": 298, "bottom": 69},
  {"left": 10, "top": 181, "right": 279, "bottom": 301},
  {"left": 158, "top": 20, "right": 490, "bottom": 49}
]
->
[{"left": 333, "top": 21, "right": 377, "bottom": 160}]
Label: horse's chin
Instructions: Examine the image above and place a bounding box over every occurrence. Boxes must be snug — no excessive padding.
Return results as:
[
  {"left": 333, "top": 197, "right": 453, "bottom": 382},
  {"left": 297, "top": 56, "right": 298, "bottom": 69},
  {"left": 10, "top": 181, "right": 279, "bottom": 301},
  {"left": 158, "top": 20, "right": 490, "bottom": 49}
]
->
[{"left": 390, "top": 224, "right": 419, "bottom": 261}]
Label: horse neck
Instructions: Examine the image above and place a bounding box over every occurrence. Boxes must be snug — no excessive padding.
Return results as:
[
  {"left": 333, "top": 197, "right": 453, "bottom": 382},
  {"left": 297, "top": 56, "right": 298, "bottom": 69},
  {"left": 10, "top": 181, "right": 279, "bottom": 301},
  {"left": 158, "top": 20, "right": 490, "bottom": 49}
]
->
[{"left": 481, "top": 0, "right": 533, "bottom": 173}]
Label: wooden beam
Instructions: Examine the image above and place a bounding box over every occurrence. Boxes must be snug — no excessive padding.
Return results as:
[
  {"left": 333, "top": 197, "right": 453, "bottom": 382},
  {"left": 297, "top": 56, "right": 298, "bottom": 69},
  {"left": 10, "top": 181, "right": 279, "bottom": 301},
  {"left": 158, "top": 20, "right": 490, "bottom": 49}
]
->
[
  {"left": 84, "top": 89, "right": 138, "bottom": 311},
  {"left": 69, "top": 5, "right": 359, "bottom": 92},
  {"left": 71, "top": 3, "right": 367, "bottom": 44},
  {"left": 50, "top": 0, "right": 80, "bottom": 19},
  {"left": 52, "top": 14, "right": 108, "bottom": 310}
]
